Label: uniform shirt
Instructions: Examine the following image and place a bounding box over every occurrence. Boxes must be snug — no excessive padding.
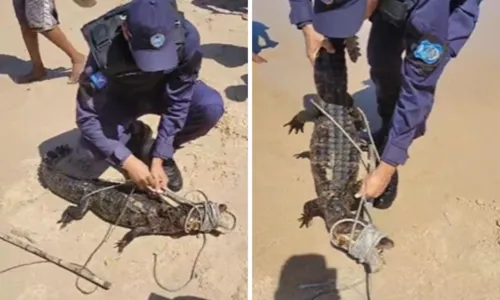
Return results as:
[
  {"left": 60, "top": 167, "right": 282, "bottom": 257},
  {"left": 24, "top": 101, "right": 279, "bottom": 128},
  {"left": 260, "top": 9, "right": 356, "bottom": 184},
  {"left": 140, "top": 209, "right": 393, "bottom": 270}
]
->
[
  {"left": 289, "top": 0, "right": 482, "bottom": 166},
  {"left": 76, "top": 19, "right": 201, "bottom": 167}
]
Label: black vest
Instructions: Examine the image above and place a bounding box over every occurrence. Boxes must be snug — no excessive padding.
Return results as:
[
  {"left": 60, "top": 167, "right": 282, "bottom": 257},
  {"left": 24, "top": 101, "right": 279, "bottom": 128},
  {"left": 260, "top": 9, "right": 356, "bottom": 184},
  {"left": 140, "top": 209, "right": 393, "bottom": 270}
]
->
[
  {"left": 79, "top": 1, "right": 188, "bottom": 97},
  {"left": 373, "top": 0, "right": 466, "bottom": 28}
]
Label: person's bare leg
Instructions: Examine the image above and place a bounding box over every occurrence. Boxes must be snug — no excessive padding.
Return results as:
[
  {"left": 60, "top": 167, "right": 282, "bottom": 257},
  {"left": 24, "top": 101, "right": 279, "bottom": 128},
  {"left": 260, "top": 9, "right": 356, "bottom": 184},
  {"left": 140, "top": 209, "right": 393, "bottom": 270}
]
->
[
  {"left": 15, "top": 22, "right": 47, "bottom": 84},
  {"left": 41, "top": 26, "right": 85, "bottom": 84}
]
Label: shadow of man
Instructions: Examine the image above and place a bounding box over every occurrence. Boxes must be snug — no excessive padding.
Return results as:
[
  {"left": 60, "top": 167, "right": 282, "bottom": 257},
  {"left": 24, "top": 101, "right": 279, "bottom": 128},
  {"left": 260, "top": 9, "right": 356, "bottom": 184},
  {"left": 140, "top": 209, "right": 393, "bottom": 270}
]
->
[
  {"left": 0, "top": 54, "right": 69, "bottom": 83},
  {"left": 352, "top": 79, "right": 382, "bottom": 133},
  {"left": 224, "top": 74, "right": 247, "bottom": 102},
  {"left": 252, "top": 21, "right": 279, "bottom": 55},
  {"left": 274, "top": 254, "right": 340, "bottom": 300},
  {"left": 200, "top": 43, "right": 247, "bottom": 68},
  {"left": 37, "top": 128, "right": 110, "bottom": 179},
  {"left": 302, "top": 80, "right": 382, "bottom": 134},
  {"left": 148, "top": 293, "right": 210, "bottom": 300},
  {"left": 190, "top": 0, "right": 247, "bottom": 15}
]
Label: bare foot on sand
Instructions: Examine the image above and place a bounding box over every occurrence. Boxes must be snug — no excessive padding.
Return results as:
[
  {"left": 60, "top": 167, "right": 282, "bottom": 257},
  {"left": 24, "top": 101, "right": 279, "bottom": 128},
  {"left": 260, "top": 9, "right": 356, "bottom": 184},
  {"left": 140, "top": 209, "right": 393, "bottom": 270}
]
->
[
  {"left": 253, "top": 53, "right": 267, "bottom": 64},
  {"left": 14, "top": 67, "right": 47, "bottom": 84},
  {"left": 68, "top": 53, "right": 86, "bottom": 84}
]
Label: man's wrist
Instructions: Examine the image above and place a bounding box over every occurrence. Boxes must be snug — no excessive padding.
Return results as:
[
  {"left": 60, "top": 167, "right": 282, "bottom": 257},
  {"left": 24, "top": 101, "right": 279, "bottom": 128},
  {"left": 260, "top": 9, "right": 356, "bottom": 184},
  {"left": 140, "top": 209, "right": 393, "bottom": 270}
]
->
[
  {"left": 378, "top": 160, "right": 397, "bottom": 176},
  {"left": 151, "top": 157, "right": 164, "bottom": 167},
  {"left": 297, "top": 21, "right": 312, "bottom": 30},
  {"left": 301, "top": 23, "right": 314, "bottom": 35}
]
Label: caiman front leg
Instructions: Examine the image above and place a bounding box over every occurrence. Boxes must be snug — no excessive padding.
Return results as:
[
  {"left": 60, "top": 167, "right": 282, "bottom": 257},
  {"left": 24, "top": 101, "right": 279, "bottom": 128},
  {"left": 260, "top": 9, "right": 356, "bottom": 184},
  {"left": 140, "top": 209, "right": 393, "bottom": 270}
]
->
[
  {"left": 57, "top": 196, "right": 92, "bottom": 229},
  {"left": 299, "top": 198, "right": 324, "bottom": 228},
  {"left": 294, "top": 151, "right": 310, "bottom": 159},
  {"left": 284, "top": 102, "right": 321, "bottom": 134}
]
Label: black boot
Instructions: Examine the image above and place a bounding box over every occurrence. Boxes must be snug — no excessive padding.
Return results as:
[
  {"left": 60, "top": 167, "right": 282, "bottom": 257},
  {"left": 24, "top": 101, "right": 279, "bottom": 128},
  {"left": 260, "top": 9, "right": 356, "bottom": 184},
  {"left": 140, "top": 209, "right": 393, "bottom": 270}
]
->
[
  {"left": 125, "top": 120, "right": 153, "bottom": 161},
  {"left": 370, "top": 126, "right": 399, "bottom": 210},
  {"left": 163, "top": 158, "right": 183, "bottom": 192}
]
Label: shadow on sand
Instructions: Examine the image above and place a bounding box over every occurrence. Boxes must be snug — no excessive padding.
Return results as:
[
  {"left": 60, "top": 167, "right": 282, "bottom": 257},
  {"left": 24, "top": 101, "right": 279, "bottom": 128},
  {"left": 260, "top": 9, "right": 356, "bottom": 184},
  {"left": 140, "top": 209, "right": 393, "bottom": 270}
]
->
[
  {"left": 200, "top": 43, "right": 247, "bottom": 68},
  {"left": 301, "top": 79, "right": 382, "bottom": 133},
  {"left": 274, "top": 254, "right": 340, "bottom": 300},
  {"left": 252, "top": 21, "right": 279, "bottom": 54},
  {"left": 224, "top": 74, "right": 247, "bottom": 102},
  {"left": 0, "top": 54, "right": 69, "bottom": 83},
  {"left": 148, "top": 293, "right": 210, "bottom": 300},
  {"left": 352, "top": 79, "right": 382, "bottom": 132},
  {"left": 37, "top": 128, "right": 110, "bottom": 179},
  {"left": 190, "top": 0, "right": 247, "bottom": 16}
]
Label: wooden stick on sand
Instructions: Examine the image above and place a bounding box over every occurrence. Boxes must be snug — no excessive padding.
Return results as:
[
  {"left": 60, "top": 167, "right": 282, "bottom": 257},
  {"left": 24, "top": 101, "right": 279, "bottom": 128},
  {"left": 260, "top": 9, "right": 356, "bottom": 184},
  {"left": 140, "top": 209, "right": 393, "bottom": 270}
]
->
[{"left": 0, "top": 232, "right": 111, "bottom": 290}]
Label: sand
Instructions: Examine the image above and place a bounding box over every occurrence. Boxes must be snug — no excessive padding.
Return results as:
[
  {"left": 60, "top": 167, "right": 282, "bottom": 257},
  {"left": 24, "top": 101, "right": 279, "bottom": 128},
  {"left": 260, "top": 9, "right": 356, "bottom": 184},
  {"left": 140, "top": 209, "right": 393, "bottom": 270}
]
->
[
  {"left": 0, "top": 1, "right": 248, "bottom": 300},
  {"left": 253, "top": 1, "right": 500, "bottom": 299}
]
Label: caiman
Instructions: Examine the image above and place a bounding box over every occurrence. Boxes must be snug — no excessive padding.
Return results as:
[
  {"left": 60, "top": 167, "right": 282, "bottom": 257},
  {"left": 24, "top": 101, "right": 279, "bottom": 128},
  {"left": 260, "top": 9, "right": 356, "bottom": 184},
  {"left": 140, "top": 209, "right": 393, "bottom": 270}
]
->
[
  {"left": 37, "top": 144, "right": 227, "bottom": 253},
  {"left": 284, "top": 37, "right": 394, "bottom": 253}
]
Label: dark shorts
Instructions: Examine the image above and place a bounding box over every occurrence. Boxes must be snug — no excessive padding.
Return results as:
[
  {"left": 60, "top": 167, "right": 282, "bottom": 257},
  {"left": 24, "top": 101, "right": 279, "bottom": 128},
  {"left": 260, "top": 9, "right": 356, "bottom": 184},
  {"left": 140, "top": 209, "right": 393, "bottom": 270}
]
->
[{"left": 13, "top": 0, "right": 59, "bottom": 32}]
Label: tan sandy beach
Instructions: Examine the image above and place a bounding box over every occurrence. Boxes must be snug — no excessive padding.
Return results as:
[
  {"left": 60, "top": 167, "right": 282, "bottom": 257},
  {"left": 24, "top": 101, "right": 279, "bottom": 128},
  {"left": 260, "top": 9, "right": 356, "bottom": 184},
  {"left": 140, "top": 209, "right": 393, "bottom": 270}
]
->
[
  {"left": 253, "top": 1, "right": 500, "bottom": 299},
  {"left": 0, "top": 1, "right": 248, "bottom": 299}
]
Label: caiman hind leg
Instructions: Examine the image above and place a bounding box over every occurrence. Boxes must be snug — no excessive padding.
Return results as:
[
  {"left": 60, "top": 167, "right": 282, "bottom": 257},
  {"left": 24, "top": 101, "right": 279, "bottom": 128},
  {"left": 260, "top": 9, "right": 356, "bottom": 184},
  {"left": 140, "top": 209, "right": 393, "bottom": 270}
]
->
[
  {"left": 57, "top": 197, "right": 93, "bottom": 229},
  {"left": 299, "top": 198, "right": 323, "bottom": 228},
  {"left": 115, "top": 226, "right": 155, "bottom": 253}
]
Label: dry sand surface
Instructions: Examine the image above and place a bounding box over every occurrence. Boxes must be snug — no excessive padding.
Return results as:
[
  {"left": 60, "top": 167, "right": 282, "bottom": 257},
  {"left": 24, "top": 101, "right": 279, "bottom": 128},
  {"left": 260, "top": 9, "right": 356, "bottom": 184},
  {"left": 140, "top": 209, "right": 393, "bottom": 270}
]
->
[
  {"left": 253, "top": 1, "right": 500, "bottom": 299},
  {"left": 0, "top": 1, "right": 248, "bottom": 300}
]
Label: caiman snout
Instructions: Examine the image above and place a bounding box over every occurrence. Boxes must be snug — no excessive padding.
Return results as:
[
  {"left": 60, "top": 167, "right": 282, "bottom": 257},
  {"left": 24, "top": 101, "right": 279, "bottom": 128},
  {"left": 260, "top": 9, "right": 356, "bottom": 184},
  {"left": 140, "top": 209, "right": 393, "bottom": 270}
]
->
[{"left": 376, "top": 237, "right": 395, "bottom": 251}]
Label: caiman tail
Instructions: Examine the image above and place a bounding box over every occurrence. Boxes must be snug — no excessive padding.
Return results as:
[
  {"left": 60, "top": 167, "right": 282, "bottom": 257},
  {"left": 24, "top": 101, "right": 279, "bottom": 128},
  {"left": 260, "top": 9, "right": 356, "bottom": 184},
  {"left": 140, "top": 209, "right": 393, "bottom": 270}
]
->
[{"left": 37, "top": 145, "right": 119, "bottom": 204}]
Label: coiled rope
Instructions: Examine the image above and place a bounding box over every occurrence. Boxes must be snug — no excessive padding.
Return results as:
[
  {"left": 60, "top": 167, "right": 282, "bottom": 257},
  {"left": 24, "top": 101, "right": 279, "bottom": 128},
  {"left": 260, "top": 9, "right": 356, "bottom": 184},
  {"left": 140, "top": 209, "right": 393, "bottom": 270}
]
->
[
  {"left": 72, "top": 181, "right": 236, "bottom": 294},
  {"left": 152, "top": 189, "right": 237, "bottom": 292}
]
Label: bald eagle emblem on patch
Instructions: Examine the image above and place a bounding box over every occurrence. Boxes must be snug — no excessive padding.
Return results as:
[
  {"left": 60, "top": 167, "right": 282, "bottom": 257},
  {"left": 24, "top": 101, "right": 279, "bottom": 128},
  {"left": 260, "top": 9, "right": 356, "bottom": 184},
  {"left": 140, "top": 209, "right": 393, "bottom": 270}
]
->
[{"left": 413, "top": 40, "right": 443, "bottom": 64}]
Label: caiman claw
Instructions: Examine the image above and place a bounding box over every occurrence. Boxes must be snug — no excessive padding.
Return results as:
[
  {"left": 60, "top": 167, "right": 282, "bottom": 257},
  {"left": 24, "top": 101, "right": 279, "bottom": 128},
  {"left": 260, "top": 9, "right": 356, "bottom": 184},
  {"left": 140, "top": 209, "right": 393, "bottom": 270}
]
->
[
  {"left": 114, "top": 239, "right": 128, "bottom": 253},
  {"left": 57, "top": 209, "right": 74, "bottom": 229},
  {"left": 298, "top": 213, "right": 312, "bottom": 228},
  {"left": 283, "top": 115, "right": 305, "bottom": 134}
]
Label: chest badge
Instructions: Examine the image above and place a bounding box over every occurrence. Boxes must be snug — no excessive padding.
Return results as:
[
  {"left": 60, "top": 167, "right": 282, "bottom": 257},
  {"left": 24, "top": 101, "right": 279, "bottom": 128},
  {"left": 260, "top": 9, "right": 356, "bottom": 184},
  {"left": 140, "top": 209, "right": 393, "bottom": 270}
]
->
[
  {"left": 150, "top": 33, "right": 166, "bottom": 49},
  {"left": 413, "top": 40, "right": 443, "bottom": 64}
]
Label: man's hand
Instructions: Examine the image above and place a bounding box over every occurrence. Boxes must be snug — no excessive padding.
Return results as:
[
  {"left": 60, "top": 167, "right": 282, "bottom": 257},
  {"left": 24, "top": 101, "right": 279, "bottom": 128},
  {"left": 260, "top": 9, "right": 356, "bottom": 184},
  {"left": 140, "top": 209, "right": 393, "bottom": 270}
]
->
[
  {"left": 302, "top": 24, "right": 335, "bottom": 65},
  {"left": 356, "top": 162, "right": 397, "bottom": 199},
  {"left": 122, "top": 155, "right": 156, "bottom": 190},
  {"left": 150, "top": 157, "right": 168, "bottom": 191}
]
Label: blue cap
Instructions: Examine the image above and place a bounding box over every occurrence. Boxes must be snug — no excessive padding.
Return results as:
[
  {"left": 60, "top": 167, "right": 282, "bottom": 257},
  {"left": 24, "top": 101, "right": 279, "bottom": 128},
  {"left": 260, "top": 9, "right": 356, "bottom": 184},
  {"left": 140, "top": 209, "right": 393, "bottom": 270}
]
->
[
  {"left": 314, "top": 0, "right": 366, "bottom": 38},
  {"left": 126, "top": 0, "right": 183, "bottom": 72}
]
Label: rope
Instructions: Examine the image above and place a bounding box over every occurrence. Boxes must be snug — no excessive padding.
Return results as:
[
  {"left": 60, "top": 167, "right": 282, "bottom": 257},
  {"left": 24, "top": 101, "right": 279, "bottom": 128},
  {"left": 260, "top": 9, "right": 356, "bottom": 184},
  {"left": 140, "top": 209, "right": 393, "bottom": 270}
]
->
[
  {"left": 306, "top": 98, "right": 389, "bottom": 299},
  {"left": 75, "top": 181, "right": 135, "bottom": 294},
  {"left": 150, "top": 189, "right": 237, "bottom": 292},
  {"left": 71, "top": 181, "right": 236, "bottom": 294}
]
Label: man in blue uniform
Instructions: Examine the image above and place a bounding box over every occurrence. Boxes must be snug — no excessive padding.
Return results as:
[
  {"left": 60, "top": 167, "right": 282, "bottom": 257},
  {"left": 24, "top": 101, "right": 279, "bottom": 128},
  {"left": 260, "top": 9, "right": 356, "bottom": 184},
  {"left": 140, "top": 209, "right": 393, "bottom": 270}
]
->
[
  {"left": 76, "top": 0, "right": 224, "bottom": 192},
  {"left": 288, "top": 0, "right": 483, "bottom": 208}
]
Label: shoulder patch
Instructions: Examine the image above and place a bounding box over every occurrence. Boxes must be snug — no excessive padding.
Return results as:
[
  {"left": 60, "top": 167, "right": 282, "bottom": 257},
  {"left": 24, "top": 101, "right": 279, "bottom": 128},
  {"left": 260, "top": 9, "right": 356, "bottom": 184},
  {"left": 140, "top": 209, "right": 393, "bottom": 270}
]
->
[{"left": 413, "top": 40, "right": 443, "bottom": 65}]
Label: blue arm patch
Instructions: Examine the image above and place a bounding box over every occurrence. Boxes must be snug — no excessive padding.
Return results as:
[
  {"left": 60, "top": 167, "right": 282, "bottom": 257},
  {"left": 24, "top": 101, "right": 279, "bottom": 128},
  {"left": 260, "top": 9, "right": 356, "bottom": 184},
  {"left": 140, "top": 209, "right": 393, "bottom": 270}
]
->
[
  {"left": 89, "top": 71, "right": 108, "bottom": 90},
  {"left": 413, "top": 40, "right": 443, "bottom": 65}
]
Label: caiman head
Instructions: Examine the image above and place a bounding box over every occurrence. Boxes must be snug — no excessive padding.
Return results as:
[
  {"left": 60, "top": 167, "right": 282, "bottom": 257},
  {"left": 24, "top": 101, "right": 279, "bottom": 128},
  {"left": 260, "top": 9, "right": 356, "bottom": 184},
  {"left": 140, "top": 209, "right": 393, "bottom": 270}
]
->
[
  {"left": 330, "top": 188, "right": 395, "bottom": 254},
  {"left": 333, "top": 220, "right": 395, "bottom": 254},
  {"left": 167, "top": 203, "right": 229, "bottom": 237}
]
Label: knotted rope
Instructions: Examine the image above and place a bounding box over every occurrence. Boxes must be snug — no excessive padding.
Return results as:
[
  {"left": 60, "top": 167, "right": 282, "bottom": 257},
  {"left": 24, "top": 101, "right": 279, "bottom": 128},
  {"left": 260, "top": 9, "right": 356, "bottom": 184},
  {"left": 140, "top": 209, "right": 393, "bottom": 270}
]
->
[{"left": 151, "top": 188, "right": 237, "bottom": 292}]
